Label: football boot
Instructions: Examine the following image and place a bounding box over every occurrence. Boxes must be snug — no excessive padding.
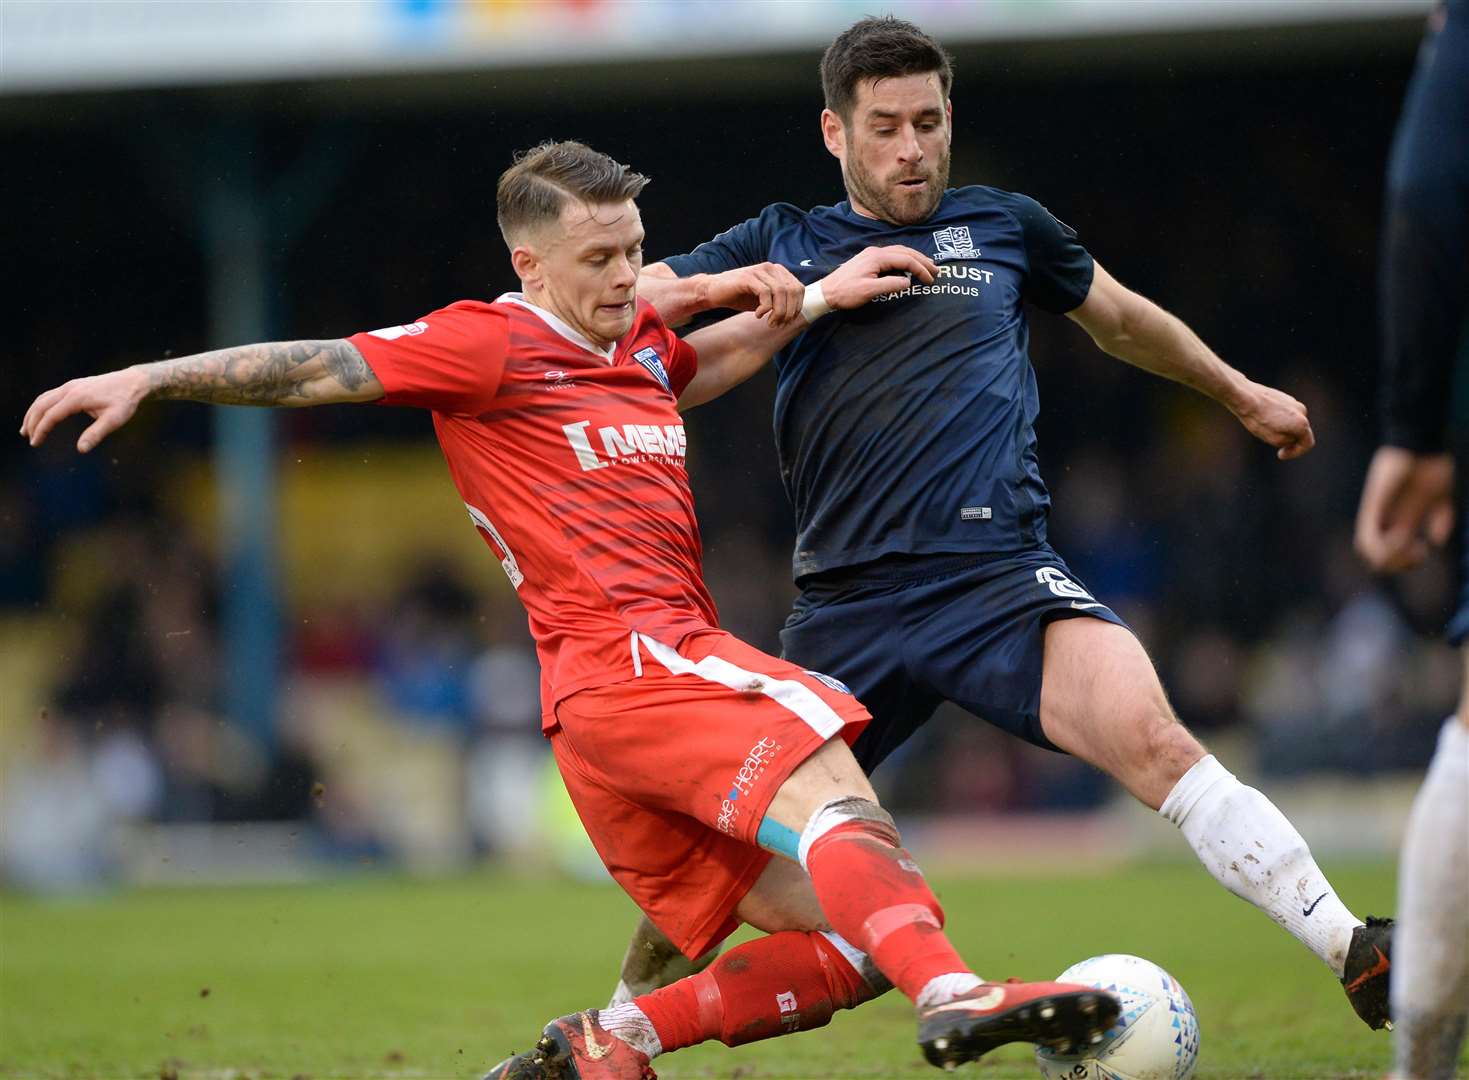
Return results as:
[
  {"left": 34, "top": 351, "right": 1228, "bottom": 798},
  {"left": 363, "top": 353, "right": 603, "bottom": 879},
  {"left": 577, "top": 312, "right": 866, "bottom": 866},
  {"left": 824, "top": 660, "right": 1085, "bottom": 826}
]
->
[
  {"left": 918, "top": 978, "right": 1121, "bottom": 1069},
  {"left": 1341, "top": 916, "right": 1395, "bottom": 1030},
  {"left": 483, "top": 1010, "right": 656, "bottom": 1080}
]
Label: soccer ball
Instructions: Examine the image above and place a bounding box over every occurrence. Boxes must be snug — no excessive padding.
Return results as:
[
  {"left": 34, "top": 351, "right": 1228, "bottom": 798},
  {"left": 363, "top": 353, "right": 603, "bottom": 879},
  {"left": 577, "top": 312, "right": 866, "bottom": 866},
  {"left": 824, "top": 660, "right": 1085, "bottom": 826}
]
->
[{"left": 1034, "top": 954, "right": 1200, "bottom": 1080}]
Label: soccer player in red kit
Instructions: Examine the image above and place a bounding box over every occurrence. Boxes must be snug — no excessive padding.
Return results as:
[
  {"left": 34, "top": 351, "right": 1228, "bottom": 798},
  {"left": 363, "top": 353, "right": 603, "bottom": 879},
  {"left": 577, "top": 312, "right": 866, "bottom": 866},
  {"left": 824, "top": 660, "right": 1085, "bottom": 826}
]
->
[{"left": 21, "top": 141, "right": 1118, "bottom": 1078}]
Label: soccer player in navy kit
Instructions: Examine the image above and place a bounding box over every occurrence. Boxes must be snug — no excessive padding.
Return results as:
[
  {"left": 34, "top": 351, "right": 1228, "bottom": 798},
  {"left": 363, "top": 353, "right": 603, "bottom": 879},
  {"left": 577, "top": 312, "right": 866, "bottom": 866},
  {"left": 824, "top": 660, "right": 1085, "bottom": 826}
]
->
[
  {"left": 617, "top": 15, "right": 1395, "bottom": 1030},
  {"left": 1354, "top": 2, "right": 1469, "bottom": 1076}
]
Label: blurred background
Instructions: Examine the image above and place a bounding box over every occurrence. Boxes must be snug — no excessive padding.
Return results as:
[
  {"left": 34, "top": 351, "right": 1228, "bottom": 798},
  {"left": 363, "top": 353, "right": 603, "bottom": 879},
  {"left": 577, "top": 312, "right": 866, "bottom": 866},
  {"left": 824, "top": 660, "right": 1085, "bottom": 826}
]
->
[{"left": 3, "top": 0, "right": 1464, "bottom": 895}]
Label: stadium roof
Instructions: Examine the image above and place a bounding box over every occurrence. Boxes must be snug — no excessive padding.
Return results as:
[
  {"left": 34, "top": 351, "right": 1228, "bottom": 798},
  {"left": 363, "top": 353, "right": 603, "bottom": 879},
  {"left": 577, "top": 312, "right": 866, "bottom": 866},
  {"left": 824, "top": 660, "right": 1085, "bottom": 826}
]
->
[{"left": 2, "top": 0, "right": 1435, "bottom": 96}]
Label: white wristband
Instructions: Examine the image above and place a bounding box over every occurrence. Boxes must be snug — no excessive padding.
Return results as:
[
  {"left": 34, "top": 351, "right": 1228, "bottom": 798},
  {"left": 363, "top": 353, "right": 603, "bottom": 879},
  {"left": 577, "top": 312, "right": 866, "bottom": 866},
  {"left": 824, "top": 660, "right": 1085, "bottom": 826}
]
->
[{"left": 801, "top": 281, "right": 832, "bottom": 324}]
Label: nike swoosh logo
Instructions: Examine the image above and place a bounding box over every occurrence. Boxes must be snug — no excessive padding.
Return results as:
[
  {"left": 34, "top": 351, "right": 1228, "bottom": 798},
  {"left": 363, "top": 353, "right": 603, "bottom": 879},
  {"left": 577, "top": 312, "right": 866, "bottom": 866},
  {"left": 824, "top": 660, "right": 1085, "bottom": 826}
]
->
[
  {"left": 581, "top": 1012, "right": 612, "bottom": 1060},
  {"left": 1070, "top": 601, "right": 1106, "bottom": 610},
  {"left": 799, "top": 259, "right": 814, "bottom": 267},
  {"left": 1302, "top": 892, "right": 1328, "bottom": 917},
  {"left": 1344, "top": 946, "right": 1390, "bottom": 994}
]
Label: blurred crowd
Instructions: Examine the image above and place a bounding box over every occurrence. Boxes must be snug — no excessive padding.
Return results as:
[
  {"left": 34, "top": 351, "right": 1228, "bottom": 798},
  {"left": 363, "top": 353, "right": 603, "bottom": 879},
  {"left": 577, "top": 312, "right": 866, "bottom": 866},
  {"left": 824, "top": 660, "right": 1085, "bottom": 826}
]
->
[{"left": 2, "top": 499, "right": 556, "bottom": 890}]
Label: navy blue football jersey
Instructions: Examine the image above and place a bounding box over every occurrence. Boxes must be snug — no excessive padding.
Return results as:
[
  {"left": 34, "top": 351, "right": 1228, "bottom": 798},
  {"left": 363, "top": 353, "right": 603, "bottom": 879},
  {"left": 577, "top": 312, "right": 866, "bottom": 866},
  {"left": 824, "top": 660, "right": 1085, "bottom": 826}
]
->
[{"left": 662, "top": 186, "right": 1094, "bottom": 580}]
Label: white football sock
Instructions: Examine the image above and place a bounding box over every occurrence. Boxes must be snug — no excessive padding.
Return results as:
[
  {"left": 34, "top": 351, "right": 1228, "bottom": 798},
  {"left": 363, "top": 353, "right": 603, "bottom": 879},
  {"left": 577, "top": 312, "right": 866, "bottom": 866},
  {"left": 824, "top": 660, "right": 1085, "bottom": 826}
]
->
[
  {"left": 1160, "top": 754, "right": 1361, "bottom": 975},
  {"left": 1392, "top": 717, "right": 1469, "bottom": 1080},
  {"left": 598, "top": 1001, "right": 663, "bottom": 1060}
]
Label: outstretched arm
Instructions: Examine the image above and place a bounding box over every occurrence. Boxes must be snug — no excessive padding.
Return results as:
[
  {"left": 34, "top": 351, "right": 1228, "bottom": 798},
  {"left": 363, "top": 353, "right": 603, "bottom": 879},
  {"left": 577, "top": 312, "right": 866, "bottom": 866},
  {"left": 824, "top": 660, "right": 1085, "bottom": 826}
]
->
[
  {"left": 21, "top": 338, "right": 383, "bottom": 453},
  {"left": 1066, "top": 262, "right": 1314, "bottom": 460},
  {"left": 678, "top": 245, "right": 937, "bottom": 410}
]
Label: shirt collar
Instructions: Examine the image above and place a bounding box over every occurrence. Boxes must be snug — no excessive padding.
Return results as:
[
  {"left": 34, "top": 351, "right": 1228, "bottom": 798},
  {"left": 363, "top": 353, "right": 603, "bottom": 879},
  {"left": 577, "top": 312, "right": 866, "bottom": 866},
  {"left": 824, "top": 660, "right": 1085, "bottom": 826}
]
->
[{"left": 496, "top": 292, "right": 617, "bottom": 363}]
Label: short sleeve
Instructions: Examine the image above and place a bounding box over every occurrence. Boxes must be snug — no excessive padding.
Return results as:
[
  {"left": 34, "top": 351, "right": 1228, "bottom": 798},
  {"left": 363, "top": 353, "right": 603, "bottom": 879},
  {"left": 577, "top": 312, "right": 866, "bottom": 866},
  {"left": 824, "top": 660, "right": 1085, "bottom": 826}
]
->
[
  {"left": 661, "top": 217, "right": 765, "bottom": 277},
  {"left": 659, "top": 203, "right": 799, "bottom": 277},
  {"left": 663, "top": 332, "right": 699, "bottom": 399},
  {"left": 1011, "top": 195, "right": 1096, "bottom": 313},
  {"left": 348, "top": 302, "right": 508, "bottom": 415}
]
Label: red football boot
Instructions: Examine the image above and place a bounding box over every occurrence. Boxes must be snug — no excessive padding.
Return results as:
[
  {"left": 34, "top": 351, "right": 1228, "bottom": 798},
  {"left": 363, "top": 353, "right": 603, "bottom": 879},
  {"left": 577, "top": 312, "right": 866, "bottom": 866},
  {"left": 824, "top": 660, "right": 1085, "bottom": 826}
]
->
[
  {"left": 483, "top": 1010, "right": 656, "bottom": 1080},
  {"left": 917, "top": 979, "right": 1121, "bottom": 1069}
]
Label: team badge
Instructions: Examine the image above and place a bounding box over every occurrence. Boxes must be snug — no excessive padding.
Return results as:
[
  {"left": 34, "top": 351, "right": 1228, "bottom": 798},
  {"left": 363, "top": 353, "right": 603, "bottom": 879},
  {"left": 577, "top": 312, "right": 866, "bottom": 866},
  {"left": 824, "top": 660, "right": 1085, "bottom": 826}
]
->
[
  {"left": 931, "top": 225, "right": 979, "bottom": 262},
  {"left": 632, "top": 346, "right": 671, "bottom": 391}
]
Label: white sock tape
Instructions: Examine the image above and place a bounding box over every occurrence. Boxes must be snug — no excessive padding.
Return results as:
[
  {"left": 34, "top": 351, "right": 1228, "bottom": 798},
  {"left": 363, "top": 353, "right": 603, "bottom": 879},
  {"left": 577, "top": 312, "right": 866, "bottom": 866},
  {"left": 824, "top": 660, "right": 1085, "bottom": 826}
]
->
[{"left": 797, "top": 796, "right": 895, "bottom": 870}]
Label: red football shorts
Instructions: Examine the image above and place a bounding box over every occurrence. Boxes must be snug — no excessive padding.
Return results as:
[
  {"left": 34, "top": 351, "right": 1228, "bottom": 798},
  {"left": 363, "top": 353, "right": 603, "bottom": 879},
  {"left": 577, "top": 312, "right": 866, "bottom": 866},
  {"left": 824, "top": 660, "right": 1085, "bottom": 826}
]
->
[{"left": 549, "top": 629, "right": 870, "bottom": 959}]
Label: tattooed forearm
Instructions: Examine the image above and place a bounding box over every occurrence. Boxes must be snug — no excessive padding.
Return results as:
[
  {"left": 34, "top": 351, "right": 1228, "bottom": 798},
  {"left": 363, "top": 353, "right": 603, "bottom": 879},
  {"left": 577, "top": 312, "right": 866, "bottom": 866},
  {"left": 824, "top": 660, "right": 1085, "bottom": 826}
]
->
[
  {"left": 321, "top": 340, "right": 376, "bottom": 392},
  {"left": 143, "top": 339, "right": 381, "bottom": 406}
]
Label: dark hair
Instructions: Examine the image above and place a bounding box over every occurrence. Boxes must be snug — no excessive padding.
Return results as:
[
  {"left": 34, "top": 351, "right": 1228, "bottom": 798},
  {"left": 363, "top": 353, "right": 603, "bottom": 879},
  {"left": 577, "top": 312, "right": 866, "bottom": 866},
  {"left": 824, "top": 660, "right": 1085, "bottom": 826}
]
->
[
  {"left": 820, "top": 16, "right": 954, "bottom": 122},
  {"left": 496, "top": 140, "right": 649, "bottom": 246}
]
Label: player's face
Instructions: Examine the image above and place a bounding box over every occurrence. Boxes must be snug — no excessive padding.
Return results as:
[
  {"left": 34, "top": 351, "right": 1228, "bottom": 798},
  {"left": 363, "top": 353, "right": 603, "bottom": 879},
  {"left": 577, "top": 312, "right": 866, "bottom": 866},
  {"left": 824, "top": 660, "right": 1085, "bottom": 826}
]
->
[
  {"left": 824, "top": 72, "right": 952, "bottom": 225},
  {"left": 523, "top": 199, "right": 645, "bottom": 348}
]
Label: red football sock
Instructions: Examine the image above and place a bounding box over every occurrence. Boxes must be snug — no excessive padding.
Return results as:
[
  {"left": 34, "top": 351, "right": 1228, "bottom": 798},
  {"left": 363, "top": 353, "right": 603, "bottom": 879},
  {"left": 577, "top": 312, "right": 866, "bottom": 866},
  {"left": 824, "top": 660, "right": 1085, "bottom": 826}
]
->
[
  {"left": 804, "top": 818, "right": 972, "bottom": 1002},
  {"left": 637, "top": 930, "right": 876, "bottom": 1052}
]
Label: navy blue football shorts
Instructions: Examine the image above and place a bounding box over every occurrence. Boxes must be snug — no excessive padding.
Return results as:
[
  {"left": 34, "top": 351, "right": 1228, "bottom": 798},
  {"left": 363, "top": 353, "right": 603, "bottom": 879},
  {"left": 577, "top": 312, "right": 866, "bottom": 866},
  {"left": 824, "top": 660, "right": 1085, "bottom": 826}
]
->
[{"left": 780, "top": 546, "right": 1129, "bottom": 772}]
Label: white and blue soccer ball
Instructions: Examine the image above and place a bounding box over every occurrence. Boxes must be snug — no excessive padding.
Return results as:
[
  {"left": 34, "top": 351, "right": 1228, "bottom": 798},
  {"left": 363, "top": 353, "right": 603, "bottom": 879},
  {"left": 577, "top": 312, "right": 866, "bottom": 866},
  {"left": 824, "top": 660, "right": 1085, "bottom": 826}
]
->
[{"left": 1034, "top": 954, "right": 1200, "bottom": 1080}]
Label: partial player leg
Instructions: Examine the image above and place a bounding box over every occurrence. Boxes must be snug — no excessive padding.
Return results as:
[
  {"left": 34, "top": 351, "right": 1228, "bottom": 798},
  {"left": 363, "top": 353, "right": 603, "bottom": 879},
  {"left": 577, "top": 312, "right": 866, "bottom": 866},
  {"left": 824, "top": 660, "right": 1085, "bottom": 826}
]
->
[
  {"left": 609, "top": 921, "right": 718, "bottom": 1009},
  {"left": 1036, "top": 616, "right": 1201, "bottom": 809},
  {"left": 489, "top": 771, "right": 1113, "bottom": 1077},
  {"left": 608, "top": 857, "right": 824, "bottom": 1007},
  {"left": 1390, "top": 705, "right": 1469, "bottom": 1080},
  {"left": 604, "top": 929, "right": 882, "bottom": 1057},
  {"left": 488, "top": 927, "right": 883, "bottom": 1078},
  {"left": 589, "top": 856, "right": 888, "bottom": 1070},
  {"left": 586, "top": 739, "right": 1114, "bottom": 1072},
  {"left": 1038, "top": 616, "right": 1388, "bottom": 1026},
  {"left": 492, "top": 635, "right": 1115, "bottom": 1075},
  {"left": 760, "top": 738, "right": 1117, "bottom": 1067}
]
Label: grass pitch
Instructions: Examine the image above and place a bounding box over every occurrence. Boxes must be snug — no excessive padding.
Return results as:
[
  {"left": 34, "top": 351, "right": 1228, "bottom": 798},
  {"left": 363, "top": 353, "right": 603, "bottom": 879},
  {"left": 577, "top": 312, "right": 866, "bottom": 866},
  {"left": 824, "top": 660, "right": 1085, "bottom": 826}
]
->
[{"left": 0, "top": 860, "right": 1454, "bottom": 1079}]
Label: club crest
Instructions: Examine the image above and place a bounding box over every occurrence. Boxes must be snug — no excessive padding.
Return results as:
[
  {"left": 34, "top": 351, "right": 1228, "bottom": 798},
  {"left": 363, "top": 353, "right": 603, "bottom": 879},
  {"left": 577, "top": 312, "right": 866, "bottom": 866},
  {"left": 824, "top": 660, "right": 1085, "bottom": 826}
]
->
[
  {"left": 632, "top": 346, "right": 670, "bottom": 391},
  {"left": 931, "top": 225, "right": 979, "bottom": 261}
]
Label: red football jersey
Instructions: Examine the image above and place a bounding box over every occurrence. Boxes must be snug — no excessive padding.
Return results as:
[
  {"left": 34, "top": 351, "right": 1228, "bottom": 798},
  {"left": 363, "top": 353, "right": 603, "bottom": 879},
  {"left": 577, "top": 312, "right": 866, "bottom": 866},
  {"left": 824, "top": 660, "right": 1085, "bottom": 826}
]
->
[{"left": 348, "top": 294, "right": 717, "bottom": 728}]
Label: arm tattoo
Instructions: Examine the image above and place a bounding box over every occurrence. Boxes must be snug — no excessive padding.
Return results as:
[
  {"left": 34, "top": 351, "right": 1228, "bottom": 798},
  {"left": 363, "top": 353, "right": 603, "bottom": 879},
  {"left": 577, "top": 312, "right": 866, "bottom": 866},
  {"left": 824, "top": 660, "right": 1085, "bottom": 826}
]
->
[
  {"left": 144, "top": 339, "right": 378, "bottom": 406},
  {"left": 321, "top": 340, "right": 375, "bottom": 392}
]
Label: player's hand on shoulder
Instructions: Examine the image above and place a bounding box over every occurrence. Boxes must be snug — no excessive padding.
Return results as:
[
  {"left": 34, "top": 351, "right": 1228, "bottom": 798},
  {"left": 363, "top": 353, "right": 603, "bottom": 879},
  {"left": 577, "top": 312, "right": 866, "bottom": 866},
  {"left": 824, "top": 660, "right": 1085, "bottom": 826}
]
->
[
  {"left": 1354, "top": 445, "right": 1455, "bottom": 573},
  {"left": 704, "top": 263, "right": 806, "bottom": 327},
  {"left": 21, "top": 367, "right": 148, "bottom": 453},
  {"left": 816, "top": 245, "right": 937, "bottom": 312},
  {"left": 1231, "top": 380, "right": 1315, "bottom": 461}
]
